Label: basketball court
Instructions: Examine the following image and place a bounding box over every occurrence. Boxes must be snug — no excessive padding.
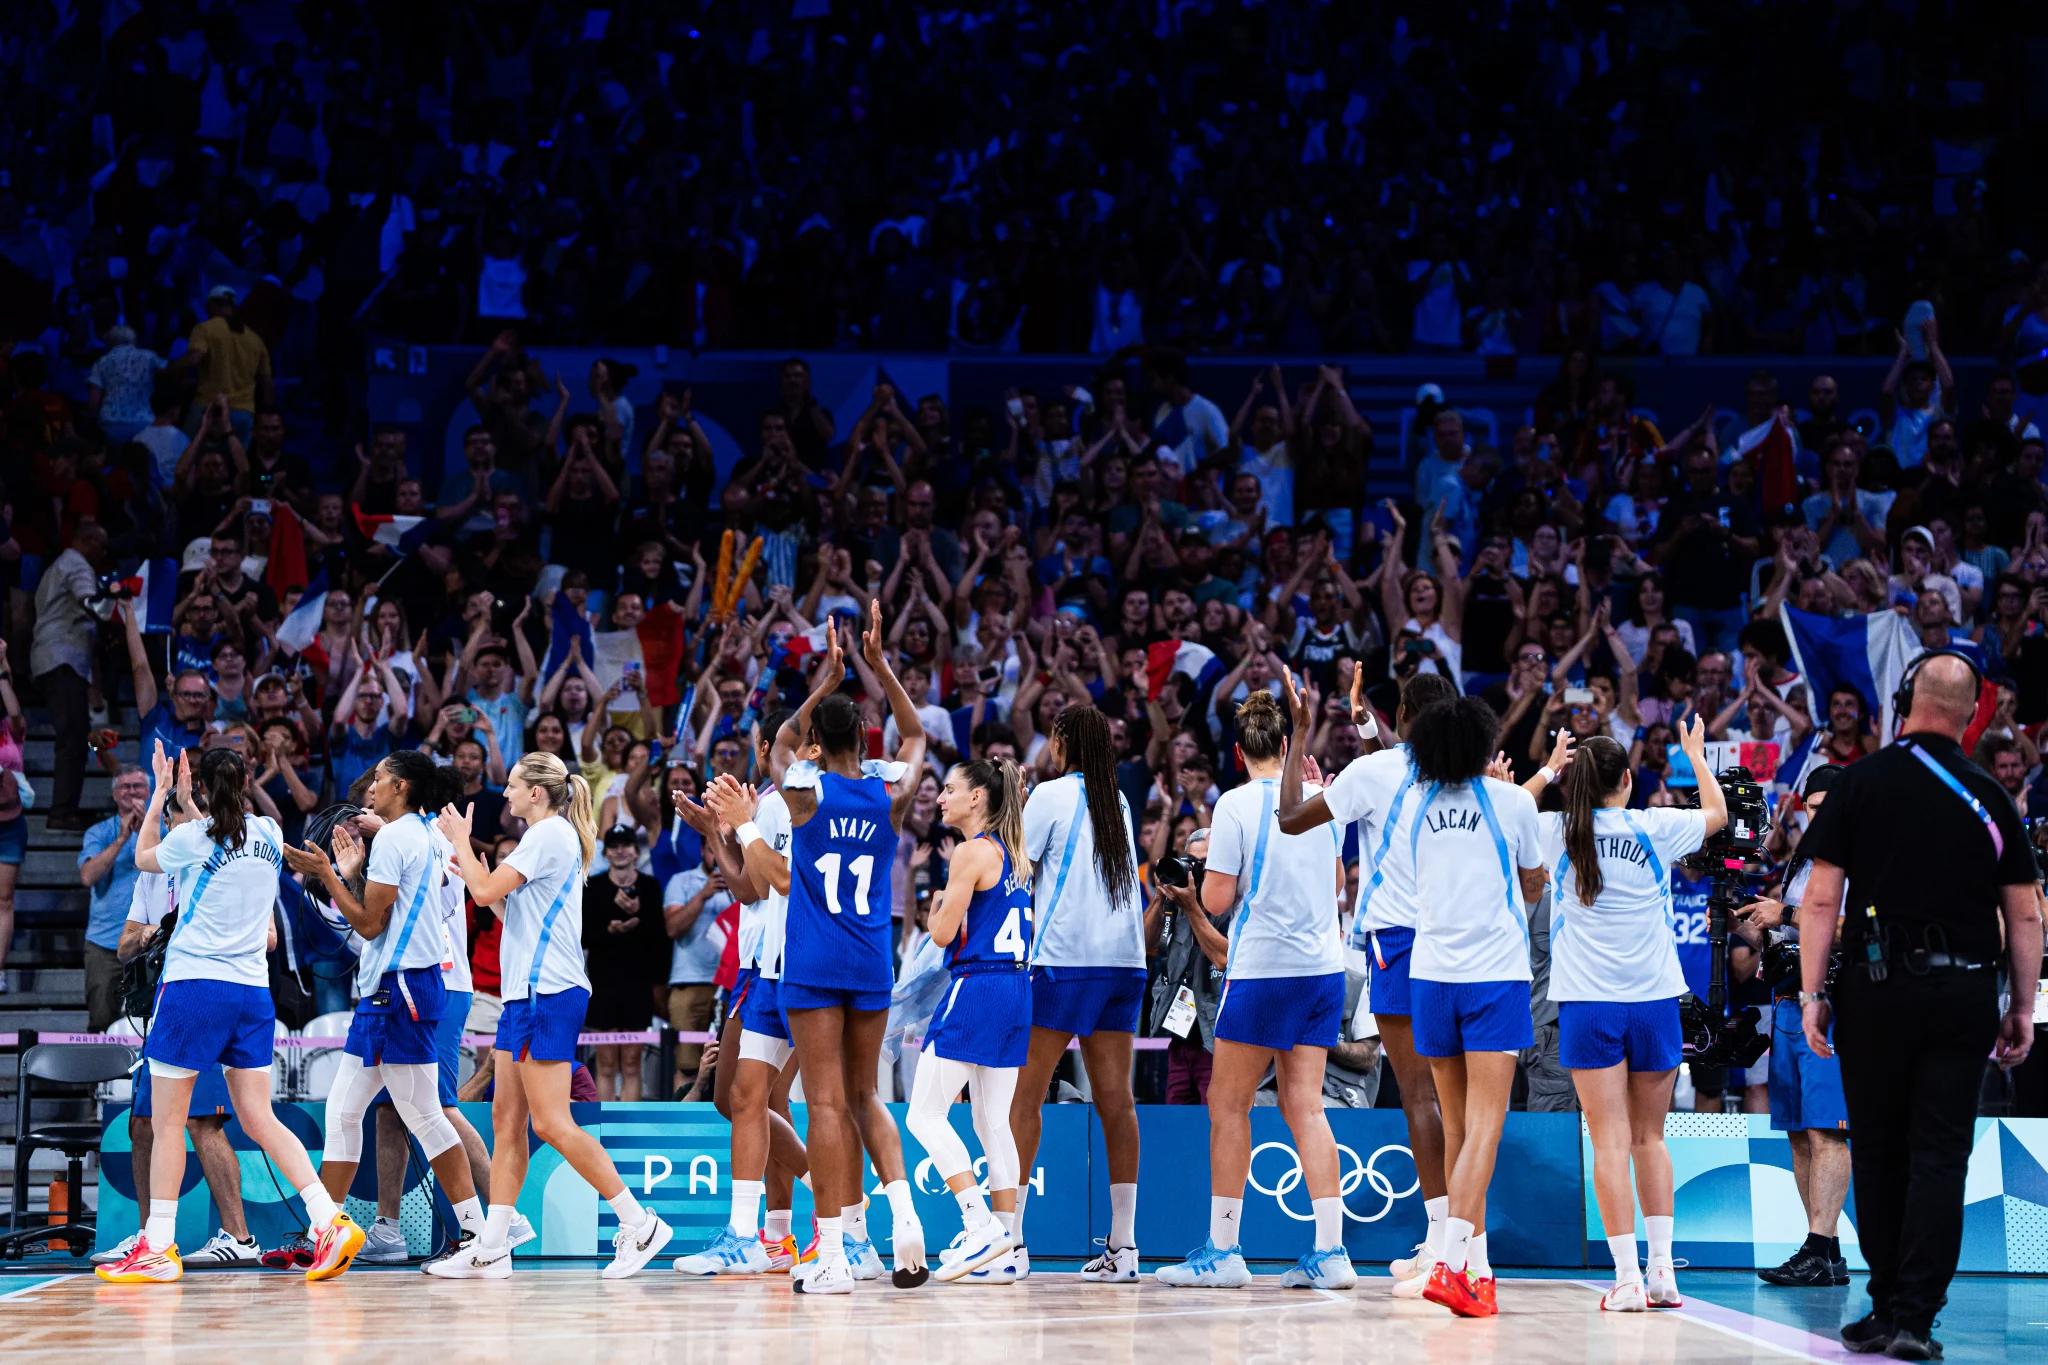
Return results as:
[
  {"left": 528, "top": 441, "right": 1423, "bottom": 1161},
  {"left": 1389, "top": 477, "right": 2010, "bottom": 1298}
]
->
[{"left": 13, "top": 1262, "right": 2036, "bottom": 1362}]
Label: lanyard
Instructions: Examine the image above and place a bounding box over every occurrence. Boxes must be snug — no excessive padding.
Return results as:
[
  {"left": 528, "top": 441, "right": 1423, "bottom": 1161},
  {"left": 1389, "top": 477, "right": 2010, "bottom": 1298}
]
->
[{"left": 1897, "top": 738, "right": 2004, "bottom": 859}]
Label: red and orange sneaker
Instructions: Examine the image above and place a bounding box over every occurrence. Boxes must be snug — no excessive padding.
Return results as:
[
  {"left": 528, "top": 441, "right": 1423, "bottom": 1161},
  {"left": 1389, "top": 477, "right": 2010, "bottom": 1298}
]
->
[
  {"left": 1421, "top": 1262, "right": 1492, "bottom": 1317},
  {"left": 305, "top": 1212, "right": 366, "bottom": 1282},
  {"left": 762, "top": 1232, "right": 802, "bottom": 1273},
  {"left": 1467, "top": 1275, "right": 1498, "bottom": 1317},
  {"left": 95, "top": 1236, "right": 183, "bottom": 1284}
]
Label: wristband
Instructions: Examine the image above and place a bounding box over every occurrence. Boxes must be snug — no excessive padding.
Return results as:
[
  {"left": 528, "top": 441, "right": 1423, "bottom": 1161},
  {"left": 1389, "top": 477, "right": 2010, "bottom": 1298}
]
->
[
  {"left": 1532, "top": 767, "right": 1557, "bottom": 786},
  {"left": 736, "top": 822, "right": 763, "bottom": 848},
  {"left": 1355, "top": 712, "right": 1378, "bottom": 741},
  {"left": 1797, "top": 991, "right": 1827, "bottom": 1006}
]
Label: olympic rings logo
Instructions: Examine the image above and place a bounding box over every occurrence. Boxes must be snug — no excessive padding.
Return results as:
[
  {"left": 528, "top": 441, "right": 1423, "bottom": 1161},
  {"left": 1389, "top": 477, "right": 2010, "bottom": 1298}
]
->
[{"left": 1246, "top": 1141, "right": 1419, "bottom": 1223}]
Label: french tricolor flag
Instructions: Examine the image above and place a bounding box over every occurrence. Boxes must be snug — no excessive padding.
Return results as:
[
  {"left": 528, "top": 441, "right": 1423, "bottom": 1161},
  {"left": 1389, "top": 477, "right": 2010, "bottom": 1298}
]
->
[
  {"left": 1144, "top": 638, "right": 1218, "bottom": 699},
  {"left": 276, "top": 570, "right": 329, "bottom": 656},
  {"left": 352, "top": 507, "right": 432, "bottom": 555},
  {"left": 592, "top": 607, "right": 689, "bottom": 708},
  {"left": 115, "top": 559, "right": 178, "bottom": 634}
]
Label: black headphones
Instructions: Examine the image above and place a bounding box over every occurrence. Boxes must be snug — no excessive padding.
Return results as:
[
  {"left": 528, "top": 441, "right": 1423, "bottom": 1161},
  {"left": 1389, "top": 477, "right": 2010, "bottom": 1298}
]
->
[{"left": 1891, "top": 647, "right": 1984, "bottom": 723}]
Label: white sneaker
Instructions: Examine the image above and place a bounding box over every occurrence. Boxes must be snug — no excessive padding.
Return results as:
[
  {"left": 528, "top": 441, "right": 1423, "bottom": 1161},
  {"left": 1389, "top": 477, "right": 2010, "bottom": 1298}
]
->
[
  {"left": 934, "top": 1222, "right": 1015, "bottom": 1283},
  {"left": 92, "top": 1232, "right": 141, "bottom": 1265},
  {"left": 1081, "top": 1240, "right": 1140, "bottom": 1282},
  {"left": 1390, "top": 1250, "right": 1441, "bottom": 1299},
  {"left": 674, "top": 1227, "right": 771, "bottom": 1276},
  {"left": 1389, "top": 1240, "right": 1433, "bottom": 1279},
  {"left": 602, "top": 1214, "right": 673, "bottom": 1280},
  {"left": 967, "top": 1244, "right": 1026, "bottom": 1283},
  {"left": 1155, "top": 1241, "right": 1251, "bottom": 1288},
  {"left": 1281, "top": 1246, "right": 1357, "bottom": 1290},
  {"left": 1601, "top": 1277, "right": 1649, "bottom": 1312},
  {"left": 506, "top": 1212, "right": 537, "bottom": 1251},
  {"left": 891, "top": 1223, "right": 929, "bottom": 1288},
  {"left": 842, "top": 1236, "right": 887, "bottom": 1281},
  {"left": 185, "top": 1230, "right": 262, "bottom": 1266},
  {"left": 1645, "top": 1258, "right": 1683, "bottom": 1307},
  {"left": 423, "top": 1241, "right": 512, "bottom": 1279},
  {"left": 357, "top": 1220, "right": 409, "bottom": 1264},
  {"left": 795, "top": 1257, "right": 855, "bottom": 1295}
]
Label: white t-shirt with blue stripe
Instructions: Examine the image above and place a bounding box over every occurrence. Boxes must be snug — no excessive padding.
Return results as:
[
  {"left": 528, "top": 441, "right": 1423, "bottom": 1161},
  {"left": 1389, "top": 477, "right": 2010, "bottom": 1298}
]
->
[
  {"left": 1408, "top": 777, "right": 1545, "bottom": 984},
  {"left": 500, "top": 815, "right": 592, "bottom": 1000},
  {"left": 1540, "top": 808, "right": 1704, "bottom": 1003},
  {"left": 1205, "top": 777, "right": 1344, "bottom": 980},
  {"left": 359, "top": 812, "right": 453, "bottom": 993},
  {"left": 429, "top": 824, "right": 472, "bottom": 994},
  {"left": 1022, "top": 772, "right": 1145, "bottom": 969},
  {"left": 1321, "top": 746, "right": 1425, "bottom": 937},
  {"left": 745, "top": 792, "right": 793, "bottom": 981},
  {"left": 156, "top": 815, "right": 285, "bottom": 988}
]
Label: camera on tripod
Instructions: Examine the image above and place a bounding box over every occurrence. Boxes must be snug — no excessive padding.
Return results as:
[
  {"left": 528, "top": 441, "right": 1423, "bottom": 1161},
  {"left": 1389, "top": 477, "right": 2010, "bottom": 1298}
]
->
[{"left": 1679, "top": 765, "right": 1775, "bottom": 1070}]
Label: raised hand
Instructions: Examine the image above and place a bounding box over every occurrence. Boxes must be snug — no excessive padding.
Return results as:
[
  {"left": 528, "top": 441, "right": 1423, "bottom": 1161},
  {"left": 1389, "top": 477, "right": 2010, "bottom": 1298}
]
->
[
  {"left": 1485, "top": 751, "right": 1515, "bottom": 784},
  {"left": 436, "top": 801, "right": 475, "bottom": 849},
  {"left": 332, "top": 823, "right": 366, "bottom": 882},
  {"left": 1281, "top": 665, "right": 1314, "bottom": 733},
  {"left": 150, "top": 738, "right": 175, "bottom": 792},
  {"left": 862, "top": 598, "right": 887, "bottom": 669},
  {"left": 1544, "top": 728, "right": 1576, "bottom": 778}
]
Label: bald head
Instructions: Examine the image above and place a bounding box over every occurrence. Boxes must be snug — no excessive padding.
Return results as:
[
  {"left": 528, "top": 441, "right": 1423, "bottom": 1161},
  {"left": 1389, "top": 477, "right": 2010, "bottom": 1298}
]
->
[{"left": 1904, "top": 655, "right": 1979, "bottom": 737}]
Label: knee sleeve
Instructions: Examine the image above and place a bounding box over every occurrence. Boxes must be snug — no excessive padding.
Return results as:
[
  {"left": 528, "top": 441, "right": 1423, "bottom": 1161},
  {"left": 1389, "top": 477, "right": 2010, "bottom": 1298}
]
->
[
  {"left": 739, "top": 1030, "right": 794, "bottom": 1069},
  {"left": 970, "top": 1068, "right": 1022, "bottom": 1192},
  {"left": 386, "top": 1063, "right": 459, "bottom": 1160},
  {"left": 905, "top": 1054, "right": 974, "bottom": 1180},
  {"left": 322, "top": 1056, "right": 380, "bottom": 1164},
  {"left": 147, "top": 1060, "right": 197, "bottom": 1080}
]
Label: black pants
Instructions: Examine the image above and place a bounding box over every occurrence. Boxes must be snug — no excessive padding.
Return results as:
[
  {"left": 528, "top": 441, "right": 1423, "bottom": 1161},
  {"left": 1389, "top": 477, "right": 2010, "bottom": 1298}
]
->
[
  {"left": 35, "top": 664, "right": 89, "bottom": 814},
  {"left": 1833, "top": 966, "right": 1998, "bottom": 1335}
]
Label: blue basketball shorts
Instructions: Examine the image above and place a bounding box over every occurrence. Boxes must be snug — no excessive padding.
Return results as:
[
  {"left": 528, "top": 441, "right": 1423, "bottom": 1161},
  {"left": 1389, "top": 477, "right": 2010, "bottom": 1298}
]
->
[
  {"left": 1028, "top": 965, "right": 1147, "bottom": 1037},
  {"left": 1362, "top": 927, "right": 1416, "bottom": 1017},
  {"left": 1768, "top": 999, "right": 1849, "bottom": 1132},
  {"left": 345, "top": 967, "right": 448, "bottom": 1067},
  {"left": 1558, "top": 998, "right": 1683, "bottom": 1072},
  {"left": 145, "top": 979, "right": 276, "bottom": 1072},
  {"left": 497, "top": 987, "right": 590, "bottom": 1063},
  {"left": 924, "top": 967, "right": 1032, "bottom": 1068},
  {"left": 778, "top": 981, "right": 893, "bottom": 1021},
  {"left": 1215, "top": 971, "right": 1345, "bottom": 1051},
  {"left": 1410, "top": 979, "right": 1534, "bottom": 1058},
  {"left": 132, "top": 1062, "right": 235, "bottom": 1120}
]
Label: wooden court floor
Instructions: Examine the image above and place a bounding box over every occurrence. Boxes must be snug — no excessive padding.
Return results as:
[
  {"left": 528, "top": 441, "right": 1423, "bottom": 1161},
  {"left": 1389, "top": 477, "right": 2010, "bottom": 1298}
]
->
[{"left": 0, "top": 1266, "right": 1846, "bottom": 1363}]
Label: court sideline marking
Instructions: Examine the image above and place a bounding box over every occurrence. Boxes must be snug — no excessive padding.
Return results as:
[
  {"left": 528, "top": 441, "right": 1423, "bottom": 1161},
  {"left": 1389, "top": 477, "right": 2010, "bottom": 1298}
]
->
[{"left": 1570, "top": 1279, "right": 1847, "bottom": 1361}]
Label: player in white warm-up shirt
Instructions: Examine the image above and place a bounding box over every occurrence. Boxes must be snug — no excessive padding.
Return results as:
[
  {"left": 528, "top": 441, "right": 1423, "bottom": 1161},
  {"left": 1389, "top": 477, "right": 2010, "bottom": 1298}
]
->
[
  {"left": 1276, "top": 669, "right": 1460, "bottom": 1292},
  {"left": 1009, "top": 704, "right": 1147, "bottom": 1282},
  {"left": 1542, "top": 722, "right": 1724, "bottom": 1312},
  {"left": 1156, "top": 692, "right": 1356, "bottom": 1292},
  {"left": 1397, "top": 696, "right": 1548, "bottom": 1321}
]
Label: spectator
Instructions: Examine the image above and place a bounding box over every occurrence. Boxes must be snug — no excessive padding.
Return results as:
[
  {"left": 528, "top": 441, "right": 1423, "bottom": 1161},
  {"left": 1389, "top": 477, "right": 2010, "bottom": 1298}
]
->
[
  {"left": 662, "top": 848, "right": 732, "bottom": 1092},
  {"left": 86, "top": 326, "right": 166, "bottom": 447},
  {"left": 77, "top": 768, "right": 151, "bottom": 1029},
  {"left": 30, "top": 521, "right": 112, "bottom": 830},
  {"left": 170, "top": 286, "right": 272, "bottom": 443},
  {"left": 585, "top": 824, "right": 668, "bottom": 1102}
]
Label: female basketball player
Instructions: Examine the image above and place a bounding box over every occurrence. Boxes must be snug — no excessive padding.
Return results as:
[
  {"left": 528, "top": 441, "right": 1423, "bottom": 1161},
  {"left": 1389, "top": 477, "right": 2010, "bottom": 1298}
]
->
[
  {"left": 906, "top": 758, "right": 1033, "bottom": 1283},
  {"left": 703, "top": 610, "right": 928, "bottom": 1295},
  {"left": 282, "top": 752, "right": 486, "bottom": 1248},
  {"left": 1009, "top": 704, "right": 1146, "bottom": 1282},
  {"left": 99, "top": 744, "right": 364, "bottom": 1284},
  {"left": 427, "top": 751, "right": 673, "bottom": 1279},
  {"left": 1157, "top": 692, "right": 1356, "bottom": 1290},
  {"left": 1398, "top": 696, "right": 1548, "bottom": 1319},
  {"left": 673, "top": 709, "right": 815, "bottom": 1277},
  {"left": 1277, "top": 668, "right": 1459, "bottom": 1295},
  {"left": 1547, "top": 720, "right": 1723, "bottom": 1310}
]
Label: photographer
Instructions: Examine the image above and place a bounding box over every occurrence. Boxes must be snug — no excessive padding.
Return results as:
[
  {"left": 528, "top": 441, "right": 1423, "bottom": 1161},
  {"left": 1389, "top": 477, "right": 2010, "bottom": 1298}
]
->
[
  {"left": 1735, "top": 763, "right": 1852, "bottom": 1289},
  {"left": 1146, "top": 825, "right": 1224, "bottom": 1104},
  {"left": 1797, "top": 652, "right": 2042, "bottom": 1359}
]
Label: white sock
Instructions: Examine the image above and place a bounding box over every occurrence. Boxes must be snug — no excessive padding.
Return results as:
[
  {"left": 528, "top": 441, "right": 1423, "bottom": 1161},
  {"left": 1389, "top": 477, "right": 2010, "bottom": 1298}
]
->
[
  {"left": 1443, "top": 1217, "right": 1474, "bottom": 1274},
  {"left": 1468, "top": 1232, "right": 1492, "bottom": 1278},
  {"left": 299, "top": 1183, "right": 339, "bottom": 1231},
  {"left": 956, "top": 1186, "right": 993, "bottom": 1229},
  {"left": 452, "top": 1197, "right": 484, "bottom": 1236},
  {"left": 730, "top": 1179, "right": 765, "bottom": 1239},
  {"left": 374, "top": 1214, "right": 401, "bottom": 1231},
  {"left": 1312, "top": 1197, "right": 1342, "bottom": 1252},
  {"left": 1109, "top": 1182, "right": 1137, "bottom": 1248},
  {"left": 146, "top": 1199, "right": 178, "bottom": 1250},
  {"left": 816, "top": 1215, "right": 845, "bottom": 1265},
  {"left": 482, "top": 1204, "right": 514, "bottom": 1249},
  {"left": 1423, "top": 1195, "right": 1449, "bottom": 1257},
  {"left": 1646, "top": 1215, "right": 1674, "bottom": 1265},
  {"left": 1209, "top": 1195, "right": 1243, "bottom": 1249},
  {"left": 1015, "top": 1185, "right": 1030, "bottom": 1241},
  {"left": 883, "top": 1179, "right": 920, "bottom": 1235},
  {"left": 607, "top": 1188, "right": 646, "bottom": 1228},
  {"left": 994, "top": 1208, "right": 1017, "bottom": 1237},
  {"left": 1608, "top": 1233, "right": 1641, "bottom": 1281},
  {"left": 765, "top": 1208, "right": 792, "bottom": 1241},
  {"left": 842, "top": 1202, "right": 869, "bottom": 1242}
]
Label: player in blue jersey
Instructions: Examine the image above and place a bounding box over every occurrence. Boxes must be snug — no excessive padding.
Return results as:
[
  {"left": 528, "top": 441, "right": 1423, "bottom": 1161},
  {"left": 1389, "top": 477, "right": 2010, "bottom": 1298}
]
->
[
  {"left": 906, "top": 757, "right": 1035, "bottom": 1283},
  {"left": 1277, "top": 668, "right": 1459, "bottom": 1294},
  {"left": 1008, "top": 703, "right": 1147, "bottom": 1281},
  {"left": 1543, "top": 721, "right": 1725, "bottom": 1311},
  {"left": 705, "top": 609, "right": 930, "bottom": 1296},
  {"left": 1157, "top": 691, "right": 1356, "bottom": 1291},
  {"left": 282, "top": 751, "right": 487, "bottom": 1255},
  {"left": 427, "top": 750, "right": 673, "bottom": 1280},
  {"left": 99, "top": 744, "right": 363, "bottom": 1285}
]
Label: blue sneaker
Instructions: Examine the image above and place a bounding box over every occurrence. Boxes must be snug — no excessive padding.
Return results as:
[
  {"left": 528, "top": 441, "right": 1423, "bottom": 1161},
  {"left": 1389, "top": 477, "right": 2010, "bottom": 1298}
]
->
[
  {"left": 673, "top": 1226, "right": 771, "bottom": 1275},
  {"left": 845, "top": 1236, "right": 888, "bottom": 1281},
  {"left": 934, "top": 1221, "right": 1015, "bottom": 1283},
  {"left": 1155, "top": 1240, "right": 1252, "bottom": 1288},
  {"left": 1280, "top": 1246, "right": 1357, "bottom": 1289}
]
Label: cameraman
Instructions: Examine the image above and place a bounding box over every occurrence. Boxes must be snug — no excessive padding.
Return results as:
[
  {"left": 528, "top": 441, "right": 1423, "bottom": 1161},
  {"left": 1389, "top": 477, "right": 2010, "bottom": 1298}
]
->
[
  {"left": 1797, "top": 653, "right": 2042, "bottom": 1358},
  {"left": 1147, "top": 826, "right": 1224, "bottom": 1104},
  {"left": 1735, "top": 763, "right": 1851, "bottom": 1289}
]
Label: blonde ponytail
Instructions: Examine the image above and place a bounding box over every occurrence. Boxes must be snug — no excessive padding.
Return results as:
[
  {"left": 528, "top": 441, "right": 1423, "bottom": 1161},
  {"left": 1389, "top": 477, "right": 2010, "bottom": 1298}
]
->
[
  {"left": 956, "top": 757, "right": 1032, "bottom": 890},
  {"left": 513, "top": 750, "right": 598, "bottom": 865}
]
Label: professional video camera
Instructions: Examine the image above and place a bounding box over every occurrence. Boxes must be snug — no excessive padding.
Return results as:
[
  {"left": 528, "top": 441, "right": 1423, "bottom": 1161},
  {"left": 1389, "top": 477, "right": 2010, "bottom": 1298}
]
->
[
  {"left": 1153, "top": 851, "right": 1205, "bottom": 889},
  {"left": 1679, "top": 765, "right": 1773, "bottom": 1071}
]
